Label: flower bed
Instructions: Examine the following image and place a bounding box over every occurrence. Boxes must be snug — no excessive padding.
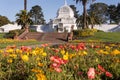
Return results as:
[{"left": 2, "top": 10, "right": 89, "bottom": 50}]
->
[{"left": 0, "top": 43, "right": 120, "bottom": 80}]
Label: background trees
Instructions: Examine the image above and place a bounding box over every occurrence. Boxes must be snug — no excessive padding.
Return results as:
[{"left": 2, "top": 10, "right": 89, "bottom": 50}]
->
[
  {"left": 74, "top": 0, "right": 96, "bottom": 29},
  {"left": 116, "top": 3, "right": 120, "bottom": 24},
  {"left": 70, "top": 5, "right": 79, "bottom": 18},
  {"left": 76, "top": 2, "right": 120, "bottom": 29},
  {"left": 107, "top": 5, "right": 117, "bottom": 24},
  {"left": 88, "top": 3, "right": 109, "bottom": 24},
  {"left": 0, "top": 15, "right": 10, "bottom": 27},
  {"left": 29, "top": 5, "right": 46, "bottom": 25}
]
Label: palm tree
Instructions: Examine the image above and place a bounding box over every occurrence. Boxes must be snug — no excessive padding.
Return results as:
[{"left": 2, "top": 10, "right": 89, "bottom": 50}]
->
[
  {"left": 88, "top": 11, "right": 101, "bottom": 29},
  {"left": 24, "top": 0, "right": 27, "bottom": 10},
  {"left": 74, "top": 0, "right": 95, "bottom": 29},
  {"left": 16, "top": 10, "right": 33, "bottom": 29}
]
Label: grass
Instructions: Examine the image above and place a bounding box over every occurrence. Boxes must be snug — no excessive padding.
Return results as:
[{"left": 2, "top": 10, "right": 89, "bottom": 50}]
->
[
  {"left": 71, "top": 32, "right": 120, "bottom": 43},
  {"left": 0, "top": 33, "right": 43, "bottom": 49},
  {"left": 0, "top": 33, "right": 5, "bottom": 39},
  {"left": 88, "top": 32, "right": 120, "bottom": 42},
  {"left": 0, "top": 39, "right": 43, "bottom": 49},
  {"left": 0, "top": 32, "right": 120, "bottom": 49}
]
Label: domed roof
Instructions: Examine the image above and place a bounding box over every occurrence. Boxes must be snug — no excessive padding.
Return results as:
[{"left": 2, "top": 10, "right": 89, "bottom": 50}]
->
[{"left": 57, "top": 4, "right": 74, "bottom": 18}]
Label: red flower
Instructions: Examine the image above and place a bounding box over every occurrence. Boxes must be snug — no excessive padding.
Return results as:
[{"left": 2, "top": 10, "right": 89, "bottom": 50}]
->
[
  {"left": 98, "top": 64, "right": 106, "bottom": 72},
  {"left": 50, "top": 56, "right": 68, "bottom": 64},
  {"left": 21, "top": 46, "right": 32, "bottom": 52},
  {"left": 59, "top": 45, "right": 64, "bottom": 49},
  {"left": 54, "top": 67, "right": 62, "bottom": 73},
  {"left": 94, "top": 45, "right": 100, "bottom": 48},
  {"left": 76, "top": 43, "right": 86, "bottom": 50},
  {"left": 87, "top": 68, "right": 95, "bottom": 79},
  {"left": 51, "top": 63, "right": 60, "bottom": 68},
  {"left": 105, "top": 71, "right": 112, "bottom": 78},
  {"left": 69, "top": 45, "right": 76, "bottom": 50}
]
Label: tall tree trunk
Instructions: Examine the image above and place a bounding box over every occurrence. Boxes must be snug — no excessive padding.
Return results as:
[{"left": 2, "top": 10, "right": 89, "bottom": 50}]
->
[
  {"left": 83, "top": 3, "right": 87, "bottom": 29},
  {"left": 24, "top": 0, "right": 27, "bottom": 11}
]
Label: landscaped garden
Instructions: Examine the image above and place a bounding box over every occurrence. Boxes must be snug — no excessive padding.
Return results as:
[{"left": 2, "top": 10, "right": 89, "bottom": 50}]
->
[
  {"left": 0, "top": 42, "right": 120, "bottom": 80},
  {"left": 0, "top": 31, "right": 120, "bottom": 80}
]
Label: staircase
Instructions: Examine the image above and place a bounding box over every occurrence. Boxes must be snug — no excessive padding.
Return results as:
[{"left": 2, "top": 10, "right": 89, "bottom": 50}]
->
[{"left": 23, "top": 32, "right": 68, "bottom": 43}]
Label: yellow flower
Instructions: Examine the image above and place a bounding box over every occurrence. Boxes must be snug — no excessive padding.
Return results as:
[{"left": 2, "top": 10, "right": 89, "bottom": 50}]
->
[
  {"left": 82, "top": 51, "right": 87, "bottom": 55},
  {"left": 6, "top": 49, "right": 14, "bottom": 53},
  {"left": 111, "top": 49, "right": 120, "bottom": 55},
  {"left": 38, "top": 62, "right": 44, "bottom": 67},
  {"left": 0, "top": 50, "right": 4, "bottom": 53},
  {"left": 16, "top": 49, "right": 22, "bottom": 54},
  {"left": 36, "top": 57, "right": 40, "bottom": 61},
  {"left": 7, "top": 59, "right": 13, "bottom": 63},
  {"left": 95, "top": 58, "right": 99, "bottom": 62},
  {"left": 98, "top": 49, "right": 104, "bottom": 54},
  {"left": 105, "top": 46, "right": 111, "bottom": 50},
  {"left": 78, "top": 51, "right": 87, "bottom": 56},
  {"left": 60, "top": 50, "right": 65, "bottom": 55},
  {"left": 31, "top": 69, "right": 43, "bottom": 73},
  {"left": 103, "top": 51, "right": 109, "bottom": 55},
  {"left": 9, "top": 54, "right": 17, "bottom": 58},
  {"left": 42, "top": 52, "right": 47, "bottom": 57},
  {"left": 31, "top": 50, "right": 37, "bottom": 55},
  {"left": 63, "top": 54, "right": 68, "bottom": 60},
  {"left": 36, "top": 73, "right": 47, "bottom": 80},
  {"left": 69, "top": 54, "right": 75, "bottom": 59},
  {"left": 21, "top": 55, "right": 29, "bottom": 62}
]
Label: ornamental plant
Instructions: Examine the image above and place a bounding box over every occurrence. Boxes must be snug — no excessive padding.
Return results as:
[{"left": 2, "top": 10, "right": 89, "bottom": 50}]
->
[{"left": 0, "top": 43, "right": 120, "bottom": 80}]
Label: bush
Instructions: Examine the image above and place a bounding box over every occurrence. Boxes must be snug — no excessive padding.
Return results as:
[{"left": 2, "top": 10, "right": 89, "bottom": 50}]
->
[
  {"left": 73, "top": 29, "right": 96, "bottom": 38},
  {"left": 4, "top": 29, "right": 24, "bottom": 39}
]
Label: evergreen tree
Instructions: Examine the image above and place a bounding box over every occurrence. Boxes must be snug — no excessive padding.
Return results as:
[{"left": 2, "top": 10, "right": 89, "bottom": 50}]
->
[{"left": 29, "top": 5, "right": 45, "bottom": 25}]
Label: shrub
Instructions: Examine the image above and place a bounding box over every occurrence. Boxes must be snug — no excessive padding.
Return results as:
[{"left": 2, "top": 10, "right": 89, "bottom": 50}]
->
[
  {"left": 73, "top": 29, "right": 95, "bottom": 38},
  {"left": 4, "top": 29, "right": 24, "bottom": 39}
]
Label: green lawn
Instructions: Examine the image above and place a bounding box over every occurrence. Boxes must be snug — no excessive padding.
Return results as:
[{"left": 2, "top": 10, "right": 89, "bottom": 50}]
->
[
  {"left": 0, "top": 33, "right": 5, "bottom": 39},
  {"left": 72, "top": 32, "right": 120, "bottom": 43},
  {"left": 0, "top": 33, "right": 43, "bottom": 49},
  {"left": 88, "top": 32, "right": 120, "bottom": 42},
  {"left": 0, "top": 39, "right": 43, "bottom": 49}
]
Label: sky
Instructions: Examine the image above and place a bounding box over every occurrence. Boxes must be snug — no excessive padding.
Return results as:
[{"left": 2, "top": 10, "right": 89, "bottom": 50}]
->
[{"left": 0, "top": 0, "right": 120, "bottom": 23}]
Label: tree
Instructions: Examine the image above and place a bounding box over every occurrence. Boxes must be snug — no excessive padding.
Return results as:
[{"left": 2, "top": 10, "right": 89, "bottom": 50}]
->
[
  {"left": 87, "top": 11, "right": 101, "bottom": 28},
  {"left": 76, "top": 15, "right": 82, "bottom": 28},
  {"left": 116, "top": 3, "right": 120, "bottom": 24},
  {"left": 108, "top": 5, "right": 117, "bottom": 24},
  {"left": 29, "top": 5, "right": 45, "bottom": 25},
  {"left": 0, "top": 15, "right": 10, "bottom": 27},
  {"left": 88, "top": 3, "right": 108, "bottom": 24},
  {"left": 74, "top": 0, "right": 95, "bottom": 29},
  {"left": 24, "top": 0, "right": 27, "bottom": 10},
  {"left": 70, "top": 5, "right": 79, "bottom": 18},
  {"left": 16, "top": 10, "right": 33, "bottom": 29}
]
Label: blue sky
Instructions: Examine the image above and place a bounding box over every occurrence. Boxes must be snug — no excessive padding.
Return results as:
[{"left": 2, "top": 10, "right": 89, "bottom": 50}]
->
[{"left": 0, "top": 0, "right": 119, "bottom": 22}]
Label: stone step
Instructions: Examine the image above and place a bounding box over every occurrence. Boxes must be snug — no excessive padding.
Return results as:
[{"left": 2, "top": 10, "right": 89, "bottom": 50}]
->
[{"left": 24, "top": 32, "right": 68, "bottom": 43}]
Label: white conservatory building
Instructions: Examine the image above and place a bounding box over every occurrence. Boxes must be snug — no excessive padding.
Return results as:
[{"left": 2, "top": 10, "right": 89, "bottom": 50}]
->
[{"left": 50, "top": 0, "right": 77, "bottom": 33}]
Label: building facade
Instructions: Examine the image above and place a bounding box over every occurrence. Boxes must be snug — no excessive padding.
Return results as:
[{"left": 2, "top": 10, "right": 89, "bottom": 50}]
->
[{"left": 50, "top": 0, "right": 77, "bottom": 33}]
